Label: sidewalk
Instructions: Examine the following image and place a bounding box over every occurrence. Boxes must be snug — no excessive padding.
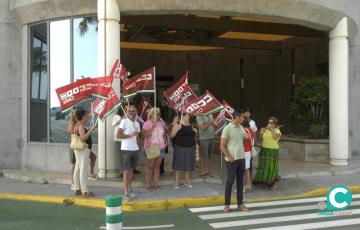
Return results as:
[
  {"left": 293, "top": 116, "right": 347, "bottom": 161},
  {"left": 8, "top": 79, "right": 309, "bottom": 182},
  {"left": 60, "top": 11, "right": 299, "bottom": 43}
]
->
[{"left": 1, "top": 156, "right": 360, "bottom": 211}]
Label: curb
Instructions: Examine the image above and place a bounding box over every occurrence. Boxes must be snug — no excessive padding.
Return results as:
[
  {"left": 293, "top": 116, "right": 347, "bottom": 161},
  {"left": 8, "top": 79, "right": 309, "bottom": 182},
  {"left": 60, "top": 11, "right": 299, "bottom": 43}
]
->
[{"left": 1, "top": 185, "right": 360, "bottom": 212}]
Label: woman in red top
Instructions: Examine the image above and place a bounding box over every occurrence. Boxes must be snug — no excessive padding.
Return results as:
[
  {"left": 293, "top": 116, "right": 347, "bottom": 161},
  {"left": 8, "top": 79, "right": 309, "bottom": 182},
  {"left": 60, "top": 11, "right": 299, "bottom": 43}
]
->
[{"left": 242, "top": 118, "right": 255, "bottom": 192}]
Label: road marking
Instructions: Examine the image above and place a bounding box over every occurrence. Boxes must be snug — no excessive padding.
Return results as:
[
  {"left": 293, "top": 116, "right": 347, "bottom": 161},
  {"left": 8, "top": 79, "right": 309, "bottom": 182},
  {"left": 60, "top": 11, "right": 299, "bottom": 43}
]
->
[
  {"left": 190, "top": 194, "right": 360, "bottom": 213},
  {"left": 247, "top": 218, "right": 360, "bottom": 230},
  {"left": 99, "top": 224, "right": 175, "bottom": 229},
  {"left": 209, "top": 208, "right": 360, "bottom": 228},
  {"left": 199, "top": 200, "right": 360, "bottom": 220}
]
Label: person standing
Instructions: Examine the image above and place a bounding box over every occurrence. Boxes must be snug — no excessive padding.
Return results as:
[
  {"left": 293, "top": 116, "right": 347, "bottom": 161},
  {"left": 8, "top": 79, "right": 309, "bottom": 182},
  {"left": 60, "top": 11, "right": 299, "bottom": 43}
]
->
[
  {"left": 73, "top": 109, "right": 96, "bottom": 198},
  {"left": 196, "top": 114, "right": 217, "bottom": 177},
  {"left": 142, "top": 108, "right": 168, "bottom": 190},
  {"left": 112, "top": 107, "right": 124, "bottom": 176},
  {"left": 117, "top": 105, "right": 141, "bottom": 201},
  {"left": 170, "top": 113, "right": 196, "bottom": 189},
  {"left": 253, "top": 116, "right": 282, "bottom": 191},
  {"left": 67, "top": 110, "right": 77, "bottom": 190},
  {"left": 242, "top": 118, "right": 255, "bottom": 192},
  {"left": 220, "top": 110, "right": 250, "bottom": 213},
  {"left": 244, "top": 107, "right": 257, "bottom": 178}
]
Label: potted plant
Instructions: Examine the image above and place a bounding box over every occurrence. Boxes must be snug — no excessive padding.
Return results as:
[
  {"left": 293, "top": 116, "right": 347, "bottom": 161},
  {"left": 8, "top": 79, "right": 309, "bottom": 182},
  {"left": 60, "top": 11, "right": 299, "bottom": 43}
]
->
[{"left": 291, "top": 76, "right": 329, "bottom": 139}]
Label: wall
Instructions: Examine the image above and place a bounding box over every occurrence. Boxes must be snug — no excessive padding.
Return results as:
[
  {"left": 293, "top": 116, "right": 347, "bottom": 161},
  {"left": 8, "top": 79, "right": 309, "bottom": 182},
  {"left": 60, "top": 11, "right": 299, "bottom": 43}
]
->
[
  {"left": 121, "top": 38, "right": 327, "bottom": 134},
  {"left": 0, "top": 0, "right": 22, "bottom": 169}
]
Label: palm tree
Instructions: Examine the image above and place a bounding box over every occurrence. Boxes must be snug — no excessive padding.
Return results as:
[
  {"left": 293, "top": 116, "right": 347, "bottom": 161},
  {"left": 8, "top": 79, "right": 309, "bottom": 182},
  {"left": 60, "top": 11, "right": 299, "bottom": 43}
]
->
[{"left": 78, "top": 16, "right": 98, "bottom": 37}]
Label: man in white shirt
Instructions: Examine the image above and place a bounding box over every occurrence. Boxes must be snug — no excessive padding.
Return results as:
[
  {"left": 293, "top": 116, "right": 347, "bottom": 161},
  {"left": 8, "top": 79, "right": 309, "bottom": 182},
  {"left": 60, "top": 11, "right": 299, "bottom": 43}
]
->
[{"left": 117, "top": 105, "right": 141, "bottom": 201}]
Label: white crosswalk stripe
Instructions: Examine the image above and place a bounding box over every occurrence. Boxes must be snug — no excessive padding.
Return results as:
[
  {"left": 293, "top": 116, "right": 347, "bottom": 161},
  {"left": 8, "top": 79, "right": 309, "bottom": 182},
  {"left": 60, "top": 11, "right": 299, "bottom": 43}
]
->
[{"left": 190, "top": 195, "right": 360, "bottom": 229}]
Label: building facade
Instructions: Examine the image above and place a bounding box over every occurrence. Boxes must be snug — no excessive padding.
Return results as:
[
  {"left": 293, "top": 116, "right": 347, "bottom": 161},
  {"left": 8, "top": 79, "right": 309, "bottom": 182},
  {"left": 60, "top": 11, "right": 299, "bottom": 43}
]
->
[{"left": 1, "top": 0, "right": 359, "bottom": 177}]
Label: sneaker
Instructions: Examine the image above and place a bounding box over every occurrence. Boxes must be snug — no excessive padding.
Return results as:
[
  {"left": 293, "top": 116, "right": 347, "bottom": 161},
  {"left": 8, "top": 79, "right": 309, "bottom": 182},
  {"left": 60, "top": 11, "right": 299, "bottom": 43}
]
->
[
  {"left": 183, "top": 183, "right": 193, "bottom": 188},
  {"left": 129, "top": 190, "right": 137, "bottom": 199},
  {"left": 238, "top": 204, "right": 250, "bottom": 212},
  {"left": 70, "top": 184, "right": 75, "bottom": 191},
  {"left": 88, "top": 174, "right": 97, "bottom": 180},
  {"left": 174, "top": 185, "right": 180, "bottom": 190},
  {"left": 123, "top": 193, "right": 131, "bottom": 202}
]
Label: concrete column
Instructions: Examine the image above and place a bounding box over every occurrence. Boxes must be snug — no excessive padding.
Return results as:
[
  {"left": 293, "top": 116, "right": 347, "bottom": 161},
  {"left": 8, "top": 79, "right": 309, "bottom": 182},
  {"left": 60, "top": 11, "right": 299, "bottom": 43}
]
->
[
  {"left": 329, "top": 17, "right": 349, "bottom": 166},
  {"left": 97, "top": 0, "right": 120, "bottom": 178}
]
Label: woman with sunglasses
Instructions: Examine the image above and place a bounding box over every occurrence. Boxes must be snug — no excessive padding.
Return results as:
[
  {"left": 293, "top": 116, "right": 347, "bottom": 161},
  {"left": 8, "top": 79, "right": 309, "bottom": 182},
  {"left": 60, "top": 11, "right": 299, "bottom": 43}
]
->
[{"left": 253, "top": 116, "right": 282, "bottom": 190}]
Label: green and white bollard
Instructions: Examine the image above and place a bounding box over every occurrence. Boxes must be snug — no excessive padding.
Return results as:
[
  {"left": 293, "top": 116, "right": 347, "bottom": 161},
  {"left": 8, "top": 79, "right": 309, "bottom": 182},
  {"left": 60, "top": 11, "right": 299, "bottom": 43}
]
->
[{"left": 106, "top": 195, "right": 122, "bottom": 230}]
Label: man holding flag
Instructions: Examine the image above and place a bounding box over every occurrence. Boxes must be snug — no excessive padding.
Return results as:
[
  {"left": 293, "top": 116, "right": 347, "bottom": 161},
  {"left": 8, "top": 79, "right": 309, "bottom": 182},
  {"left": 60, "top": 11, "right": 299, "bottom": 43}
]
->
[
  {"left": 117, "top": 105, "right": 141, "bottom": 201},
  {"left": 196, "top": 114, "right": 218, "bottom": 177}
]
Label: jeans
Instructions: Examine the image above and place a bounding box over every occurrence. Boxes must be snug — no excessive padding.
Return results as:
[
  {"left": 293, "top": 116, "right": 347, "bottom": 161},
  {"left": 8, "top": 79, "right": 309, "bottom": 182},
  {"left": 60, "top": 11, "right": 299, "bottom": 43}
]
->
[
  {"left": 224, "top": 159, "right": 245, "bottom": 206},
  {"left": 73, "top": 148, "right": 91, "bottom": 193}
]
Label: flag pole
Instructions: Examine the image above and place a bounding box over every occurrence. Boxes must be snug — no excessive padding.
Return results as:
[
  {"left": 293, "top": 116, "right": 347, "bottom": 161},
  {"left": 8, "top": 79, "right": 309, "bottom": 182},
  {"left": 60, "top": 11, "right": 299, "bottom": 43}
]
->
[{"left": 119, "top": 102, "right": 135, "bottom": 132}]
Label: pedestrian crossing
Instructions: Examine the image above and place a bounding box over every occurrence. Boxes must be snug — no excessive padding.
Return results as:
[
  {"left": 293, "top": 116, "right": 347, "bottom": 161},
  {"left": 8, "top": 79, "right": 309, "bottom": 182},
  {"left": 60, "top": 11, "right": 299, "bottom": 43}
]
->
[{"left": 189, "top": 194, "right": 360, "bottom": 229}]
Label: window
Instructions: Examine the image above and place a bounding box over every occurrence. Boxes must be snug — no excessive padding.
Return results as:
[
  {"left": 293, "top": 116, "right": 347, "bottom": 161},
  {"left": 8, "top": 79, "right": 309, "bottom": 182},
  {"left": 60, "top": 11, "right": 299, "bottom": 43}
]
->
[
  {"left": 29, "top": 16, "right": 98, "bottom": 143},
  {"left": 30, "top": 23, "right": 48, "bottom": 142}
]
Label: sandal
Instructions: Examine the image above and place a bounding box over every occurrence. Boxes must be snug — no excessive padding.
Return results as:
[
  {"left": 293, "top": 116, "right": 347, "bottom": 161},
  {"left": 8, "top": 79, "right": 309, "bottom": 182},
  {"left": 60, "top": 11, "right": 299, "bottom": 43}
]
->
[
  {"left": 145, "top": 185, "right": 151, "bottom": 190},
  {"left": 74, "top": 190, "right": 82, "bottom": 196},
  {"left": 82, "top": 192, "right": 95, "bottom": 198},
  {"left": 153, "top": 184, "right": 160, "bottom": 190}
]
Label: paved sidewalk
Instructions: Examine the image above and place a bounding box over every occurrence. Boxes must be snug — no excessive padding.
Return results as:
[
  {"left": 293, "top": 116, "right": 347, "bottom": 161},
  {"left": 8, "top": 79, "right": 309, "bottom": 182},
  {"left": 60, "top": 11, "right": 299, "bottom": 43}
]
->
[{"left": 1, "top": 173, "right": 360, "bottom": 211}]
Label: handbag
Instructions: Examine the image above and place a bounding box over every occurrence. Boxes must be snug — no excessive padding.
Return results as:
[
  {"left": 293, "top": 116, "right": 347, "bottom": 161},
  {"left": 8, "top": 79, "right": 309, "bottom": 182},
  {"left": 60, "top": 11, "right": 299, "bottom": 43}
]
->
[
  {"left": 70, "top": 126, "right": 86, "bottom": 151},
  {"left": 251, "top": 146, "right": 258, "bottom": 158},
  {"left": 145, "top": 145, "right": 161, "bottom": 159}
]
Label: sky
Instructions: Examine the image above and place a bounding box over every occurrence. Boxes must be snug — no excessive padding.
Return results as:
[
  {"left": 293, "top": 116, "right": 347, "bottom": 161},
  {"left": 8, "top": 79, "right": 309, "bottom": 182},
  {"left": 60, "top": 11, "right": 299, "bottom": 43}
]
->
[{"left": 50, "top": 18, "right": 98, "bottom": 108}]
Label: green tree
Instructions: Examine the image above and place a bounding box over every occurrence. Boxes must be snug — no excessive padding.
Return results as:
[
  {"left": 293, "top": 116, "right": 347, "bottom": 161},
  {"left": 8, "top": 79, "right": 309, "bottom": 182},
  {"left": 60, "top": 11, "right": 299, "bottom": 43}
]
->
[{"left": 291, "top": 77, "right": 329, "bottom": 138}]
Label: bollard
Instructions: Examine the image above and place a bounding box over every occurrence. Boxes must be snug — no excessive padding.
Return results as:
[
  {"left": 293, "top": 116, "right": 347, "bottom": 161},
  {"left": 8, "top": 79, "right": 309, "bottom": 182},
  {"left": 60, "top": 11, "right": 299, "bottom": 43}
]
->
[{"left": 106, "top": 195, "right": 122, "bottom": 230}]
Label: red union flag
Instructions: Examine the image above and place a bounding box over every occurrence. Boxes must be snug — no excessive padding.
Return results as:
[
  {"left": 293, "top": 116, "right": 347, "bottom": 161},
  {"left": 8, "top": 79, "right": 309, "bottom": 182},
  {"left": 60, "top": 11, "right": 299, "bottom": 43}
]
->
[
  {"left": 222, "top": 100, "right": 235, "bottom": 119},
  {"left": 91, "top": 76, "right": 113, "bottom": 99},
  {"left": 184, "top": 91, "right": 223, "bottom": 115},
  {"left": 163, "top": 72, "right": 198, "bottom": 112},
  {"left": 110, "top": 59, "right": 128, "bottom": 82},
  {"left": 213, "top": 100, "right": 235, "bottom": 134},
  {"left": 122, "top": 67, "right": 155, "bottom": 98},
  {"left": 55, "top": 78, "right": 92, "bottom": 112},
  {"left": 138, "top": 96, "right": 152, "bottom": 122},
  {"left": 92, "top": 88, "right": 121, "bottom": 120}
]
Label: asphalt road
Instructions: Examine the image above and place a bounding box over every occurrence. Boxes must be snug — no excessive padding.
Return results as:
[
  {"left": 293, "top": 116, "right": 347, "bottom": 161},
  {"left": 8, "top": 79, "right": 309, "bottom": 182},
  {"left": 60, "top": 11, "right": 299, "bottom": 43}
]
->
[{"left": 2, "top": 195, "right": 360, "bottom": 230}]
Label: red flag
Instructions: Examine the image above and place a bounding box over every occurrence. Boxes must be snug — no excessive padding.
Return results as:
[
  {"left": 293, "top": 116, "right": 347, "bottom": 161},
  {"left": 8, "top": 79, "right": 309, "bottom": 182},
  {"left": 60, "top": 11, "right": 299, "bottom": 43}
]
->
[
  {"left": 110, "top": 59, "right": 128, "bottom": 82},
  {"left": 138, "top": 96, "right": 152, "bottom": 122},
  {"left": 163, "top": 72, "right": 198, "bottom": 112},
  {"left": 184, "top": 91, "right": 223, "bottom": 115},
  {"left": 212, "top": 100, "right": 235, "bottom": 134},
  {"left": 222, "top": 100, "right": 235, "bottom": 119},
  {"left": 90, "top": 76, "right": 113, "bottom": 99},
  {"left": 122, "top": 67, "right": 155, "bottom": 98},
  {"left": 92, "top": 88, "right": 121, "bottom": 119},
  {"left": 55, "top": 78, "right": 92, "bottom": 112}
]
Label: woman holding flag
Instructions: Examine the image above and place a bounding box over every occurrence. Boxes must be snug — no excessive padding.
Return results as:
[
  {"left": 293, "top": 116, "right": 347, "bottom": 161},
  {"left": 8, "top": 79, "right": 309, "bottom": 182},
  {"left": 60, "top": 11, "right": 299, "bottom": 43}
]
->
[
  {"left": 73, "top": 109, "right": 96, "bottom": 198},
  {"left": 142, "top": 108, "right": 168, "bottom": 190},
  {"left": 170, "top": 113, "right": 196, "bottom": 189}
]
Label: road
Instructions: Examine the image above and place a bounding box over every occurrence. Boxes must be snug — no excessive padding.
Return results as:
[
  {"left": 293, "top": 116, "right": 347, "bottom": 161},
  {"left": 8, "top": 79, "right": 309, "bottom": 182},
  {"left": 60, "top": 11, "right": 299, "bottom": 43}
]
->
[
  {"left": 1, "top": 194, "right": 360, "bottom": 230},
  {"left": 50, "top": 117, "right": 98, "bottom": 143}
]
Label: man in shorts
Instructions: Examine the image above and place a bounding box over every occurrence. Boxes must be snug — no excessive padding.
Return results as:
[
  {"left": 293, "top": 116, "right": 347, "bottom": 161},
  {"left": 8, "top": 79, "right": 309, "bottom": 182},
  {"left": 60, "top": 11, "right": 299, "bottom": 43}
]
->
[
  {"left": 196, "top": 114, "right": 218, "bottom": 177},
  {"left": 117, "top": 105, "right": 141, "bottom": 201}
]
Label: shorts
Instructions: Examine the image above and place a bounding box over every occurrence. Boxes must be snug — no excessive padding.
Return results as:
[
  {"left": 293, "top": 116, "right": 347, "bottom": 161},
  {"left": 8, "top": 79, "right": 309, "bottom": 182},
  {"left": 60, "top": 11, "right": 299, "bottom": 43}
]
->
[
  {"left": 199, "top": 139, "right": 215, "bottom": 159},
  {"left": 245, "top": 151, "right": 251, "bottom": 169},
  {"left": 121, "top": 150, "right": 139, "bottom": 171},
  {"left": 70, "top": 148, "right": 95, "bottom": 165}
]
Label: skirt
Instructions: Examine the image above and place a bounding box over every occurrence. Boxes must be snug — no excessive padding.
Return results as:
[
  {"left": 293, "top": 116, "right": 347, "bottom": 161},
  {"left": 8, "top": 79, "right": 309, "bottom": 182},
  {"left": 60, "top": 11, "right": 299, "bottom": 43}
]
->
[
  {"left": 172, "top": 144, "right": 196, "bottom": 172},
  {"left": 253, "top": 147, "right": 279, "bottom": 186}
]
